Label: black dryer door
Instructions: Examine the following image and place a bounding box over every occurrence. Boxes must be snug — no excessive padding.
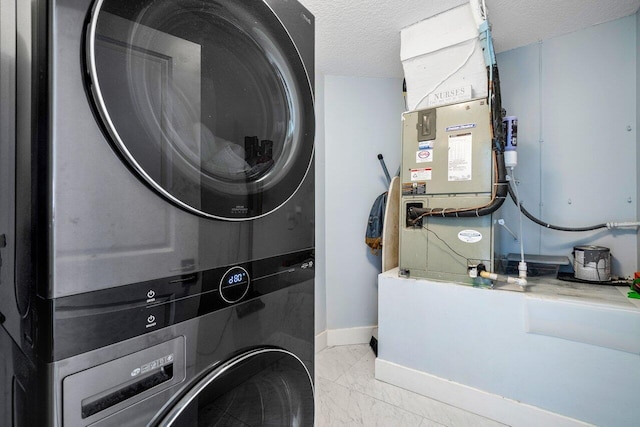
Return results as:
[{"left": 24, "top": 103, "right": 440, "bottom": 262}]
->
[
  {"left": 86, "top": 0, "right": 314, "bottom": 220},
  {"left": 151, "top": 348, "right": 315, "bottom": 426}
]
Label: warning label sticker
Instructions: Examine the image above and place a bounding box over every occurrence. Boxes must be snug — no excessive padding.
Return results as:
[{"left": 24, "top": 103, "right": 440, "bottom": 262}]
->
[
  {"left": 415, "top": 149, "right": 433, "bottom": 163},
  {"left": 410, "top": 168, "right": 432, "bottom": 181}
]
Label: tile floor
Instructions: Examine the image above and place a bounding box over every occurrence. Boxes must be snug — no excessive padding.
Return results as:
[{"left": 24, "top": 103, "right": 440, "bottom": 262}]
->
[{"left": 315, "top": 344, "right": 507, "bottom": 427}]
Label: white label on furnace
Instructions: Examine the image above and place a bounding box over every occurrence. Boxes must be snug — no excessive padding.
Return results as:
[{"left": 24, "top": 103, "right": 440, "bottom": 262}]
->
[
  {"left": 410, "top": 168, "right": 432, "bottom": 181},
  {"left": 418, "top": 141, "right": 433, "bottom": 150},
  {"left": 415, "top": 149, "right": 433, "bottom": 163},
  {"left": 448, "top": 133, "right": 472, "bottom": 181},
  {"left": 446, "top": 123, "right": 477, "bottom": 132},
  {"left": 458, "top": 229, "right": 482, "bottom": 243}
]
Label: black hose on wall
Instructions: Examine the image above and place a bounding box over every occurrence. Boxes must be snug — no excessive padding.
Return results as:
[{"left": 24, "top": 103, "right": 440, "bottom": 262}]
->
[{"left": 507, "top": 184, "right": 608, "bottom": 232}]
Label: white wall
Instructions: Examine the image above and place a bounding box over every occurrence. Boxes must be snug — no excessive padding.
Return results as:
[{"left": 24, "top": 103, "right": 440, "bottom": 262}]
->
[
  {"left": 497, "top": 15, "right": 638, "bottom": 277},
  {"left": 322, "top": 75, "right": 404, "bottom": 330}
]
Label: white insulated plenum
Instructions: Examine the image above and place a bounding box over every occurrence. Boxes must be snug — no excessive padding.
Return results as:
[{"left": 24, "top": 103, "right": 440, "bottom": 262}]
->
[
  {"left": 300, "top": 0, "right": 640, "bottom": 79},
  {"left": 400, "top": 3, "right": 487, "bottom": 111}
]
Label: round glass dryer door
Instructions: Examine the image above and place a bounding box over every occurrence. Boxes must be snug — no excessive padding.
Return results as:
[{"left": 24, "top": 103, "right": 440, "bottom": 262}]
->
[
  {"left": 151, "top": 348, "right": 314, "bottom": 426},
  {"left": 86, "top": 0, "right": 314, "bottom": 220}
]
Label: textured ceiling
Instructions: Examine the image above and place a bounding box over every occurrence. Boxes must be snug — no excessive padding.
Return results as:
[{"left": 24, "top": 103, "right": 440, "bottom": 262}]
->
[{"left": 299, "top": 0, "right": 640, "bottom": 78}]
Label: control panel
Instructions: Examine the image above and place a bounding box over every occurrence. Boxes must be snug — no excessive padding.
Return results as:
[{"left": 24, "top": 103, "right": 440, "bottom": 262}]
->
[{"left": 50, "top": 250, "right": 314, "bottom": 360}]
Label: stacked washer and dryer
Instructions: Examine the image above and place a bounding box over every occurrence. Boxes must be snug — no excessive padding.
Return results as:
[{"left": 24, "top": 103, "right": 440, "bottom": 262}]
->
[{"left": 0, "top": 0, "right": 315, "bottom": 425}]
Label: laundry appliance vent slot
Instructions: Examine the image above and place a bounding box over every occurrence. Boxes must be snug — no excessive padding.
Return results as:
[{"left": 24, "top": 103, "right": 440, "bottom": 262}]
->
[{"left": 81, "top": 364, "right": 174, "bottom": 419}]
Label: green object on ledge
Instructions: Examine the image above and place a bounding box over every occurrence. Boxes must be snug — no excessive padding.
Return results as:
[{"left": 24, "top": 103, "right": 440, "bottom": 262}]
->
[{"left": 628, "top": 291, "right": 640, "bottom": 299}]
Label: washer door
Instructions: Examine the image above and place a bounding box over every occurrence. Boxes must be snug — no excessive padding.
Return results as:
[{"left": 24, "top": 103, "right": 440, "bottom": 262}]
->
[
  {"left": 86, "top": 0, "right": 314, "bottom": 220},
  {"left": 151, "top": 348, "right": 314, "bottom": 426}
]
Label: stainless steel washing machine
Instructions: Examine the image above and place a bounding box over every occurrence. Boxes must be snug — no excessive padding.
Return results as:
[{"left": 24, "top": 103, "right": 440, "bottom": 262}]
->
[{"left": 0, "top": 0, "right": 315, "bottom": 425}]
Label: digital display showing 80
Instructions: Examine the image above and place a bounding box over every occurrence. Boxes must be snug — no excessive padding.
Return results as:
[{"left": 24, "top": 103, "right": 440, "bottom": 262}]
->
[
  {"left": 219, "top": 266, "right": 250, "bottom": 303},
  {"left": 227, "top": 272, "right": 247, "bottom": 285}
]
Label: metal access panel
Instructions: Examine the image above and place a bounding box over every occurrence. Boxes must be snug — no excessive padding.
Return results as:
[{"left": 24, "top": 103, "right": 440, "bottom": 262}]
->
[{"left": 399, "top": 99, "right": 499, "bottom": 284}]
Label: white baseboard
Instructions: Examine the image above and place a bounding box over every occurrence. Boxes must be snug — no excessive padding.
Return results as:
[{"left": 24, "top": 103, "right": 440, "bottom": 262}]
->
[
  {"left": 315, "top": 330, "right": 328, "bottom": 353},
  {"left": 315, "top": 326, "right": 377, "bottom": 352},
  {"left": 375, "top": 358, "right": 592, "bottom": 427},
  {"left": 327, "top": 325, "right": 376, "bottom": 347}
]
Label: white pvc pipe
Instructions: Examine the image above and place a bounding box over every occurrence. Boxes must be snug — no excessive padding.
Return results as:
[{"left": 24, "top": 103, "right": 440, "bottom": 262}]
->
[
  {"left": 606, "top": 222, "right": 640, "bottom": 229},
  {"left": 479, "top": 270, "right": 528, "bottom": 288}
]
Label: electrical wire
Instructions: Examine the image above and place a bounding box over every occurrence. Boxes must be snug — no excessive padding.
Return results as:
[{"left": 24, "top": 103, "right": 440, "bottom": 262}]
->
[
  {"left": 424, "top": 226, "right": 469, "bottom": 261},
  {"left": 421, "top": 225, "right": 491, "bottom": 267}
]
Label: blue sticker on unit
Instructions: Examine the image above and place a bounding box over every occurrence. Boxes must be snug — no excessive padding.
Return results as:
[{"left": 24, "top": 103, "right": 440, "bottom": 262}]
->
[
  {"left": 418, "top": 141, "right": 433, "bottom": 150},
  {"left": 446, "top": 123, "right": 476, "bottom": 132}
]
